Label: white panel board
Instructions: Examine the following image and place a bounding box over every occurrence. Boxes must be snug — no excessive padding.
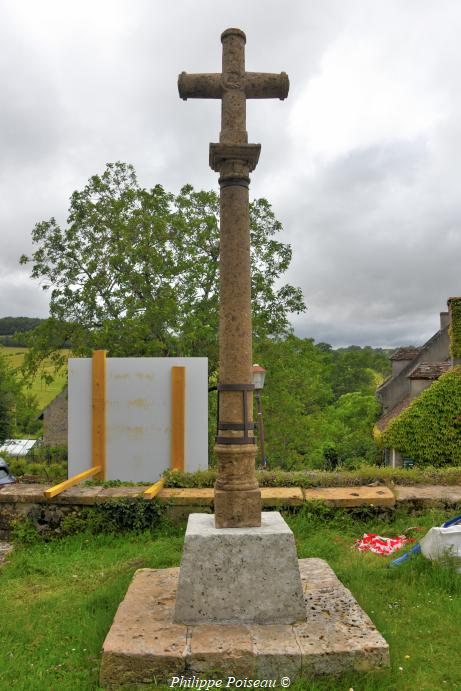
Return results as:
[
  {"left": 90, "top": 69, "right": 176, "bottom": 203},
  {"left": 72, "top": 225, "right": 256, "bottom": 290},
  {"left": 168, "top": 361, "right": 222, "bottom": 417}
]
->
[{"left": 68, "top": 357, "right": 208, "bottom": 482}]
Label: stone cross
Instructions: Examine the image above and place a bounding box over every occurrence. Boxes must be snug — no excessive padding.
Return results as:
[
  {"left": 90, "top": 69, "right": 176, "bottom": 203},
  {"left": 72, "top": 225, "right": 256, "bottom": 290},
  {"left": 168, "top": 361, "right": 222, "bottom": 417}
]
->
[{"left": 179, "top": 28, "right": 289, "bottom": 528}]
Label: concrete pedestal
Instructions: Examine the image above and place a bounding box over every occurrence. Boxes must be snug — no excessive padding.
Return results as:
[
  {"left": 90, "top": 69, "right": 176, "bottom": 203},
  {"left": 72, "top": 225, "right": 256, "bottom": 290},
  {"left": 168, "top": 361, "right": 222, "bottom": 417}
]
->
[{"left": 174, "top": 512, "right": 305, "bottom": 625}]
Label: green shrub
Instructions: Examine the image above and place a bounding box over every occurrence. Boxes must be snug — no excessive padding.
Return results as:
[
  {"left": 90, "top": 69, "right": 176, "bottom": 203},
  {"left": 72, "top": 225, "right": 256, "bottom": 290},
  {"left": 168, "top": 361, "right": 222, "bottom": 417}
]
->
[
  {"left": 27, "top": 444, "right": 68, "bottom": 462},
  {"left": 12, "top": 497, "right": 167, "bottom": 543},
  {"left": 163, "top": 465, "right": 461, "bottom": 487},
  {"left": 6, "top": 457, "right": 67, "bottom": 482},
  {"left": 11, "top": 517, "right": 40, "bottom": 544},
  {"left": 383, "top": 368, "right": 461, "bottom": 465}
]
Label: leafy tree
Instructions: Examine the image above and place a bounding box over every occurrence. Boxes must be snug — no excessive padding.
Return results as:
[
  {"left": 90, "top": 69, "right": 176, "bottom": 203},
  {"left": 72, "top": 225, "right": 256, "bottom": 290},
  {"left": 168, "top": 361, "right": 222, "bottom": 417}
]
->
[
  {"left": 305, "top": 392, "right": 381, "bottom": 468},
  {"left": 331, "top": 347, "right": 390, "bottom": 399},
  {"left": 0, "top": 355, "right": 17, "bottom": 443},
  {"left": 20, "top": 162, "right": 305, "bottom": 375},
  {"left": 249, "top": 337, "right": 384, "bottom": 470},
  {"left": 0, "top": 352, "right": 40, "bottom": 443},
  {"left": 252, "top": 335, "right": 334, "bottom": 469}
]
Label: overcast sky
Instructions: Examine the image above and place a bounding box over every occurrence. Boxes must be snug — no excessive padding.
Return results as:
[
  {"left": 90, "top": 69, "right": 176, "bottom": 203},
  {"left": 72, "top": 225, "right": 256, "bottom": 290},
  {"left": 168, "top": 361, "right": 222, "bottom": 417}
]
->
[{"left": 1, "top": 0, "right": 460, "bottom": 347}]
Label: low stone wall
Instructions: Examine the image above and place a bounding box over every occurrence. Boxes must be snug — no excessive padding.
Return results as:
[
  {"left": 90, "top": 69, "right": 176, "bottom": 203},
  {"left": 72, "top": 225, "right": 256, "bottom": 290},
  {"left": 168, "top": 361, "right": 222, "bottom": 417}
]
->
[{"left": 1, "top": 483, "right": 460, "bottom": 539}]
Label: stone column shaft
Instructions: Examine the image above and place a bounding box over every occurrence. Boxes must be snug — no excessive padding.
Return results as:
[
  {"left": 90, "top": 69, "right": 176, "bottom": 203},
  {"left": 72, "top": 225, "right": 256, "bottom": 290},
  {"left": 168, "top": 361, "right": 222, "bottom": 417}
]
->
[{"left": 212, "top": 152, "right": 261, "bottom": 528}]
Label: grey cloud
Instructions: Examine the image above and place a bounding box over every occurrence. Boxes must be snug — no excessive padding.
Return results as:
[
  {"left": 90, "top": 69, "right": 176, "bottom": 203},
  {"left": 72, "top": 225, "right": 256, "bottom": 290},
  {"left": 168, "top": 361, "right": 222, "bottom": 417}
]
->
[{"left": 1, "top": 0, "right": 460, "bottom": 348}]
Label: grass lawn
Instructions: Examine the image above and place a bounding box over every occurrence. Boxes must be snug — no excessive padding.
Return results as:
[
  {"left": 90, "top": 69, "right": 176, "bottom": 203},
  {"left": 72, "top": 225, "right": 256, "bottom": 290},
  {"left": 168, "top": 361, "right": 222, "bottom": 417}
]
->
[
  {"left": 0, "top": 346, "right": 68, "bottom": 411},
  {"left": 1, "top": 507, "right": 460, "bottom": 690}
]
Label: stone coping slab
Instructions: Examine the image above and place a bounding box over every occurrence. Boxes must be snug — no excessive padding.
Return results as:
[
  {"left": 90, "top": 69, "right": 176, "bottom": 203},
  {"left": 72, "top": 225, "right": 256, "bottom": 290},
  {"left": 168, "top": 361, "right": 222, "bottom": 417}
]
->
[
  {"left": 6, "top": 483, "right": 461, "bottom": 509},
  {"left": 100, "top": 559, "right": 389, "bottom": 686},
  {"left": 158, "top": 488, "right": 214, "bottom": 505},
  {"left": 0, "top": 484, "right": 51, "bottom": 503},
  {"left": 394, "top": 484, "right": 461, "bottom": 506},
  {"left": 0, "top": 484, "right": 392, "bottom": 507},
  {"left": 304, "top": 486, "right": 395, "bottom": 508},
  {"left": 157, "top": 487, "right": 304, "bottom": 506}
]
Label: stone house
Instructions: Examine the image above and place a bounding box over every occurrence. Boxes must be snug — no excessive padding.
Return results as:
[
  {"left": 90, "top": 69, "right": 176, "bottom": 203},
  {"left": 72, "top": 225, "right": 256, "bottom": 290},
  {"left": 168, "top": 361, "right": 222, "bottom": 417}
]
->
[
  {"left": 376, "top": 301, "right": 457, "bottom": 467},
  {"left": 38, "top": 386, "right": 68, "bottom": 446}
]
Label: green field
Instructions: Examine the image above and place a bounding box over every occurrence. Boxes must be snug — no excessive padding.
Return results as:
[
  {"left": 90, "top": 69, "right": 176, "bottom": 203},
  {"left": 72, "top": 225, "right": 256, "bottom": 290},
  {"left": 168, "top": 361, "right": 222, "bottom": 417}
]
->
[
  {"left": 0, "top": 346, "right": 68, "bottom": 410},
  {"left": 1, "top": 507, "right": 460, "bottom": 690}
]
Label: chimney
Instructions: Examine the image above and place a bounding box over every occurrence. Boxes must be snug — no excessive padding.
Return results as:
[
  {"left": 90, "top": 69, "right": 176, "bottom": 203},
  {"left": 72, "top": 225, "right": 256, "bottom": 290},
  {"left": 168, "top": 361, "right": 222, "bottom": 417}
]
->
[{"left": 440, "top": 312, "right": 449, "bottom": 330}]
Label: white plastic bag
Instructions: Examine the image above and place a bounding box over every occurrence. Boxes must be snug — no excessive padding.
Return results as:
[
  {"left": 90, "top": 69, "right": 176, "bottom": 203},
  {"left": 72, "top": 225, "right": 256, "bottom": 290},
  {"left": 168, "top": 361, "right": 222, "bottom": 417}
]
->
[{"left": 420, "top": 525, "right": 461, "bottom": 572}]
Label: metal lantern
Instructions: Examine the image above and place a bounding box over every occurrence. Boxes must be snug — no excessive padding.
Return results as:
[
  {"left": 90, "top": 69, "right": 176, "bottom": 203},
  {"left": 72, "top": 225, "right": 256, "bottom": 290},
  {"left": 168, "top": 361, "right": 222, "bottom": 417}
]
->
[
  {"left": 252, "top": 364, "right": 268, "bottom": 468},
  {"left": 252, "top": 364, "right": 266, "bottom": 391}
]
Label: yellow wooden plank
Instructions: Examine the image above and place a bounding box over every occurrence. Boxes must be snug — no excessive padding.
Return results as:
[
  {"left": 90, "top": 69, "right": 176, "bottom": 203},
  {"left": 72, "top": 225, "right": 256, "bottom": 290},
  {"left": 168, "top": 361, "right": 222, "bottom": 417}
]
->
[
  {"left": 171, "top": 366, "right": 185, "bottom": 471},
  {"left": 92, "top": 350, "right": 107, "bottom": 481},
  {"left": 143, "top": 477, "right": 165, "bottom": 500},
  {"left": 44, "top": 465, "right": 102, "bottom": 499}
]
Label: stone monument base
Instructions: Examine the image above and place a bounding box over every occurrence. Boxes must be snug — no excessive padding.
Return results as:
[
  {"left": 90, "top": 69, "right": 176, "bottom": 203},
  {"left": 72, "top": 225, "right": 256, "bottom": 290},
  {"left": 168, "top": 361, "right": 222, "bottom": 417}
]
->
[
  {"left": 174, "top": 512, "right": 305, "bottom": 625},
  {"left": 100, "top": 559, "right": 389, "bottom": 687}
]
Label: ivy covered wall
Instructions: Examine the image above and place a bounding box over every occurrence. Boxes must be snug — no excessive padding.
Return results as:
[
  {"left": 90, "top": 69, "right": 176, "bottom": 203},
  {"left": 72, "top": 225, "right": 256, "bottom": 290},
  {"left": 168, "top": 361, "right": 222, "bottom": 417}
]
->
[
  {"left": 382, "top": 368, "right": 461, "bottom": 466},
  {"left": 448, "top": 297, "right": 461, "bottom": 360}
]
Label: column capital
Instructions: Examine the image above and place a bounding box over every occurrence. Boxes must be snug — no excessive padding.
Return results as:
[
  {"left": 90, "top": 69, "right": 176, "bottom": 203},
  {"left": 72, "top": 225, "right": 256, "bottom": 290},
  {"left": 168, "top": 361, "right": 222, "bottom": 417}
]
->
[
  {"left": 209, "top": 142, "right": 261, "bottom": 172},
  {"left": 209, "top": 143, "right": 261, "bottom": 188}
]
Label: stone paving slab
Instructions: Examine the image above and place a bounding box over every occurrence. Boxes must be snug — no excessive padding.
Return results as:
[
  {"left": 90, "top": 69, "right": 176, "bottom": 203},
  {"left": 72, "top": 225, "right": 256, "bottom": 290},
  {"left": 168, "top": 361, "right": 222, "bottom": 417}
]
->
[
  {"left": 304, "top": 486, "right": 395, "bottom": 508},
  {"left": 394, "top": 485, "right": 461, "bottom": 507},
  {"left": 99, "top": 559, "right": 389, "bottom": 686}
]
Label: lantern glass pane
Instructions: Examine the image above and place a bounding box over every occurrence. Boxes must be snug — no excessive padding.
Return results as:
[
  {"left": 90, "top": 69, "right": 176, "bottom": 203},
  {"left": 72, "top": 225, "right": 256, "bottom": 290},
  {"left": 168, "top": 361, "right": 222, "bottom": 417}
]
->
[{"left": 252, "top": 370, "right": 266, "bottom": 390}]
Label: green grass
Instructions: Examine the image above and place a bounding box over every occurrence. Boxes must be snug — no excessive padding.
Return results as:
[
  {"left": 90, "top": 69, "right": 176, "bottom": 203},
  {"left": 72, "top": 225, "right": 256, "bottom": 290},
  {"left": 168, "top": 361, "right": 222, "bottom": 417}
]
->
[
  {"left": 0, "top": 345, "right": 68, "bottom": 410},
  {"left": 1, "top": 508, "right": 461, "bottom": 689},
  {"left": 288, "top": 506, "right": 461, "bottom": 690},
  {"left": 0, "top": 524, "right": 184, "bottom": 691}
]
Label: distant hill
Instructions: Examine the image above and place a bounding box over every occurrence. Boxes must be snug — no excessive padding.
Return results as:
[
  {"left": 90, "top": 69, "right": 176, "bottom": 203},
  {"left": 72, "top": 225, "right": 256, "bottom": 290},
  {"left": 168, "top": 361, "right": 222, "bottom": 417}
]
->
[
  {"left": 0, "top": 317, "right": 44, "bottom": 335},
  {"left": 0, "top": 317, "right": 45, "bottom": 346}
]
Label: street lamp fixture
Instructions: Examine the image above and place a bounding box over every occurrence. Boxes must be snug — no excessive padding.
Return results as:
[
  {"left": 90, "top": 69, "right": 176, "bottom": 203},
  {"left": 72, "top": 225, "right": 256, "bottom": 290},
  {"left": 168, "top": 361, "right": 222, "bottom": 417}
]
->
[
  {"left": 252, "top": 363, "right": 266, "bottom": 391},
  {"left": 252, "top": 364, "right": 268, "bottom": 469}
]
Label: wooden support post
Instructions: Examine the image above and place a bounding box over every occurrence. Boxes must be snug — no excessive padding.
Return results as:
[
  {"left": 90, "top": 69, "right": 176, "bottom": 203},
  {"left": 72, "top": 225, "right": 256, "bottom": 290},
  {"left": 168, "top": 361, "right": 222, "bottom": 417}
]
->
[
  {"left": 44, "top": 465, "right": 102, "bottom": 499},
  {"left": 171, "top": 366, "right": 185, "bottom": 471},
  {"left": 143, "top": 477, "right": 165, "bottom": 500},
  {"left": 92, "top": 350, "right": 107, "bottom": 481}
]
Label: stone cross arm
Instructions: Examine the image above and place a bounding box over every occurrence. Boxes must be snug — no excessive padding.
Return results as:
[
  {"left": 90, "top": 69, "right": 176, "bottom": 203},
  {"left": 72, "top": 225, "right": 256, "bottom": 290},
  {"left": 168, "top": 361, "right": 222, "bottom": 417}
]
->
[{"left": 178, "top": 71, "right": 289, "bottom": 101}]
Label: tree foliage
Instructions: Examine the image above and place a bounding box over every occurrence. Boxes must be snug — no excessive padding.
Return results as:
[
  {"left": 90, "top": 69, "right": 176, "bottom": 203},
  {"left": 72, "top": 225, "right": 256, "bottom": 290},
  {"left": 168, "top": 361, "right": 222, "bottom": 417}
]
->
[
  {"left": 382, "top": 368, "right": 461, "bottom": 466},
  {"left": 0, "top": 352, "right": 40, "bottom": 443},
  {"left": 306, "top": 392, "right": 381, "bottom": 468},
  {"left": 252, "top": 335, "right": 333, "bottom": 468},
  {"left": 20, "top": 162, "right": 305, "bottom": 374},
  {"left": 249, "top": 336, "right": 383, "bottom": 469}
]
